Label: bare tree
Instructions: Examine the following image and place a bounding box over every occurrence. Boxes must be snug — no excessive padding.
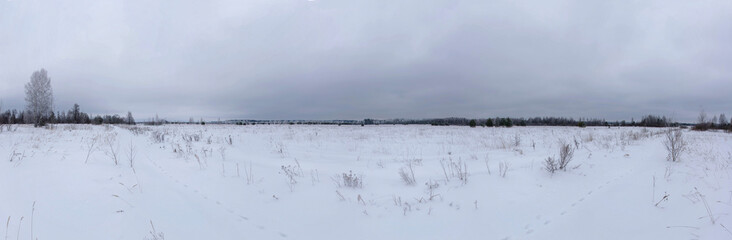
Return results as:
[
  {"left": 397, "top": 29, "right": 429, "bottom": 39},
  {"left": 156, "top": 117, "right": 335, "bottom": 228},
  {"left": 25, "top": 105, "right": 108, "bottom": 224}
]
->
[
  {"left": 697, "top": 109, "right": 707, "bottom": 124},
  {"left": 664, "top": 129, "right": 686, "bottom": 162},
  {"left": 24, "top": 69, "right": 54, "bottom": 127},
  {"left": 694, "top": 109, "right": 712, "bottom": 131}
]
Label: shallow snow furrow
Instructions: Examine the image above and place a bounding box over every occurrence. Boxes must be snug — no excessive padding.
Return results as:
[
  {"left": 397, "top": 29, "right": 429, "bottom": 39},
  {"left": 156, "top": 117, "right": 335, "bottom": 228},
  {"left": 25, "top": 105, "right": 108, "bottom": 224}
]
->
[{"left": 144, "top": 153, "right": 289, "bottom": 238}]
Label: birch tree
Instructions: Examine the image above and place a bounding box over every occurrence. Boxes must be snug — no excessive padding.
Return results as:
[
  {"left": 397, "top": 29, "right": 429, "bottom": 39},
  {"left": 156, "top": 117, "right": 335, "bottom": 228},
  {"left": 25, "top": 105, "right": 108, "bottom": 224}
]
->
[{"left": 25, "top": 68, "right": 54, "bottom": 127}]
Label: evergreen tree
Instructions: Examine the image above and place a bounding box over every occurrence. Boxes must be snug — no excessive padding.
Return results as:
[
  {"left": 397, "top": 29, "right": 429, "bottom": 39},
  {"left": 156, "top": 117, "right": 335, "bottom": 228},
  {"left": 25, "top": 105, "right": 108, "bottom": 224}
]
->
[
  {"left": 92, "top": 116, "right": 103, "bottom": 125},
  {"left": 71, "top": 103, "right": 81, "bottom": 123},
  {"left": 126, "top": 111, "right": 135, "bottom": 125}
]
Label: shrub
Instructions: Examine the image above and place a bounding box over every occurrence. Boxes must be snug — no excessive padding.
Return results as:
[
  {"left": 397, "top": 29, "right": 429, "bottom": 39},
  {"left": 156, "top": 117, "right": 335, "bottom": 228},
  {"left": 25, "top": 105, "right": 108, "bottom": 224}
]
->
[
  {"left": 663, "top": 129, "right": 686, "bottom": 162},
  {"left": 399, "top": 164, "right": 416, "bottom": 185},
  {"left": 334, "top": 171, "right": 363, "bottom": 188},
  {"left": 578, "top": 121, "right": 586, "bottom": 128},
  {"left": 692, "top": 123, "right": 710, "bottom": 131},
  {"left": 92, "top": 116, "right": 103, "bottom": 125},
  {"left": 439, "top": 158, "right": 468, "bottom": 184},
  {"left": 469, "top": 119, "right": 477, "bottom": 128},
  {"left": 280, "top": 159, "right": 303, "bottom": 191},
  {"left": 544, "top": 157, "right": 557, "bottom": 174},
  {"left": 558, "top": 143, "right": 574, "bottom": 171},
  {"left": 35, "top": 117, "right": 47, "bottom": 127},
  {"left": 151, "top": 130, "right": 166, "bottom": 143}
]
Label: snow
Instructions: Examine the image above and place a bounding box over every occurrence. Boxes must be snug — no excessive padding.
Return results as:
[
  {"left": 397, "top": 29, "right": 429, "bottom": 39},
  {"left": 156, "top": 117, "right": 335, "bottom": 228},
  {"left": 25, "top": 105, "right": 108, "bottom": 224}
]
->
[{"left": 0, "top": 124, "right": 730, "bottom": 239}]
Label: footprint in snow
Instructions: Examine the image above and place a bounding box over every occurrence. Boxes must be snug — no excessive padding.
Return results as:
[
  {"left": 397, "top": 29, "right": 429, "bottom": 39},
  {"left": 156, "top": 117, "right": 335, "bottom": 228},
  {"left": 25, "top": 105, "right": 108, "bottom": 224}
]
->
[{"left": 544, "top": 220, "right": 551, "bottom": 225}]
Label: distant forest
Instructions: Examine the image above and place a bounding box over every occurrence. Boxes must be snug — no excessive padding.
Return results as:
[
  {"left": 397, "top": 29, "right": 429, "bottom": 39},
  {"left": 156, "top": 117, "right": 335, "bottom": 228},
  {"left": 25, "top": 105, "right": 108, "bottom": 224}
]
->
[
  {"left": 3, "top": 69, "right": 729, "bottom": 132},
  {"left": 220, "top": 114, "right": 730, "bottom": 132},
  {"left": 3, "top": 105, "right": 730, "bottom": 132},
  {"left": 365, "top": 116, "right": 671, "bottom": 127},
  {"left": 0, "top": 103, "right": 138, "bottom": 125},
  {"left": 366, "top": 114, "right": 730, "bottom": 131}
]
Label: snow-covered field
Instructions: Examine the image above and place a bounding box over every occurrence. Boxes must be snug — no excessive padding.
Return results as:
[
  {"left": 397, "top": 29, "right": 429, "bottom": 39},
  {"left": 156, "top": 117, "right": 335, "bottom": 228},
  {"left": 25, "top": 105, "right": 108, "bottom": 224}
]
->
[{"left": 1, "top": 124, "right": 730, "bottom": 239}]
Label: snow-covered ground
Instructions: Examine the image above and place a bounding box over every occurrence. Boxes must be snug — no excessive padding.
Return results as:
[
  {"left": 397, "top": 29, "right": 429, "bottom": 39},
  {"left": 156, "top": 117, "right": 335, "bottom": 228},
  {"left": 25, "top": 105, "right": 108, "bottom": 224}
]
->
[{"left": 0, "top": 124, "right": 730, "bottom": 239}]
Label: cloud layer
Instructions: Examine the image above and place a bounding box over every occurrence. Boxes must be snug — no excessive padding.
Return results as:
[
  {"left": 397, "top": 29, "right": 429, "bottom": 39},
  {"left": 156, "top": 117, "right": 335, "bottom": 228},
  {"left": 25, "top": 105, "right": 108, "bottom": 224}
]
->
[{"left": 1, "top": 0, "right": 730, "bottom": 121}]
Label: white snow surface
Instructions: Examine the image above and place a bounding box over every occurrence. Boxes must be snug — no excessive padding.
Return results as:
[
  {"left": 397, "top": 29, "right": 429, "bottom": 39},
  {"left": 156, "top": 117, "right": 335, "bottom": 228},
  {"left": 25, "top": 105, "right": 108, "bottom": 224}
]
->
[{"left": 0, "top": 124, "right": 730, "bottom": 239}]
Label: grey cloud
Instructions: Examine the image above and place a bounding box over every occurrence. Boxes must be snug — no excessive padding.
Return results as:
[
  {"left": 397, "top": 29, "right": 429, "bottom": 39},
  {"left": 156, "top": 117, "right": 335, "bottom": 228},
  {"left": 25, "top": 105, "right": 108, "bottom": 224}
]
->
[{"left": 1, "top": 0, "right": 730, "bottom": 122}]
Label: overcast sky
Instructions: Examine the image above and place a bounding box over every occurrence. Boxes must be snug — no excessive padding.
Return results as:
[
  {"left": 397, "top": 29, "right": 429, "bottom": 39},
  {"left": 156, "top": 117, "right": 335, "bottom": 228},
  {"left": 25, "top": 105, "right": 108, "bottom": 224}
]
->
[{"left": 1, "top": 0, "right": 730, "bottom": 122}]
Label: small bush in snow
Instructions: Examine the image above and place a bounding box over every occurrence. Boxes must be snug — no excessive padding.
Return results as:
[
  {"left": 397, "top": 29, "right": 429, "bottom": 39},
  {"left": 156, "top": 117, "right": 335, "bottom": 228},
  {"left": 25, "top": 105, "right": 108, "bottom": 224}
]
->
[
  {"left": 103, "top": 133, "right": 120, "bottom": 166},
  {"left": 124, "top": 126, "right": 149, "bottom": 136},
  {"left": 151, "top": 130, "right": 166, "bottom": 143},
  {"left": 281, "top": 166, "right": 299, "bottom": 191},
  {"left": 280, "top": 159, "right": 304, "bottom": 191},
  {"left": 439, "top": 158, "right": 468, "bottom": 184},
  {"left": 281, "top": 164, "right": 302, "bottom": 183},
  {"left": 399, "top": 164, "right": 416, "bottom": 185},
  {"left": 333, "top": 171, "right": 363, "bottom": 188},
  {"left": 425, "top": 180, "right": 441, "bottom": 200},
  {"left": 663, "top": 129, "right": 686, "bottom": 162},
  {"left": 145, "top": 220, "right": 165, "bottom": 240},
  {"left": 558, "top": 142, "right": 574, "bottom": 171},
  {"left": 181, "top": 132, "right": 202, "bottom": 142},
  {"left": 544, "top": 156, "right": 557, "bottom": 174}
]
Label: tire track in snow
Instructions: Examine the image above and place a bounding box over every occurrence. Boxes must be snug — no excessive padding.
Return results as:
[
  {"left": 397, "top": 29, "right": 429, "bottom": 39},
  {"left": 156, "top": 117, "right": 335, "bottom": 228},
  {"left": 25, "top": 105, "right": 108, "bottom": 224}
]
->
[{"left": 144, "top": 153, "right": 289, "bottom": 238}]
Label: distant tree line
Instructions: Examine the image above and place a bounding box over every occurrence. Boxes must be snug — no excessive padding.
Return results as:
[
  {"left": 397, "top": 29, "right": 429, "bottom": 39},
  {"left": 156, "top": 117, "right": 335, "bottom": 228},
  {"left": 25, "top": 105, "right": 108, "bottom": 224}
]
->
[
  {"left": 0, "top": 103, "right": 136, "bottom": 125},
  {"left": 693, "top": 110, "right": 731, "bottom": 132},
  {"left": 0, "top": 68, "right": 136, "bottom": 126},
  {"left": 363, "top": 115, "right": 680, "bottom": 128}
]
